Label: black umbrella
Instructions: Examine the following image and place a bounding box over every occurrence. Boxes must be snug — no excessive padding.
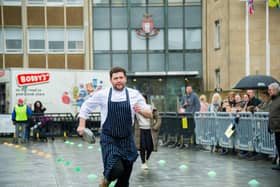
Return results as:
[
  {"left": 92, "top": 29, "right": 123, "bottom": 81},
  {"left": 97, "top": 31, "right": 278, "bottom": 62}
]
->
[{"left": 233, "top": 75, "right": 279, "bottom": 90}]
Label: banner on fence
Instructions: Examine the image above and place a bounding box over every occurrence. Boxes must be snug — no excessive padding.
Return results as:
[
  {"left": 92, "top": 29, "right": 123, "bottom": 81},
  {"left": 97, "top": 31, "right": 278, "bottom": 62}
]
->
[
  {"left": 182, "top": 117, "right": 188, "bottom": 129},
  {"left": 225, "top": 123, "right": 235, "bottom": 138}
]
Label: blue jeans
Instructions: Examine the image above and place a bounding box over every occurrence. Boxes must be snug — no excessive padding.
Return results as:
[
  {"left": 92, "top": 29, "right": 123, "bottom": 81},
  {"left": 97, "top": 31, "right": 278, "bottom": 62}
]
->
[{"left": 15, "top": 122, "right": 28, "bottom": 142}]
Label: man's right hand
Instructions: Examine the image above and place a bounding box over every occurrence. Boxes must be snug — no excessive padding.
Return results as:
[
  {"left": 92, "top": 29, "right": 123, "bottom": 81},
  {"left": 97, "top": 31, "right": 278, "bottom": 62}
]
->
[
  {"left": 77, "top": 126, "right": 85, "bottom": 136},
  {"left": 77, "top": 117, "right": 86, "bottom": 136}
]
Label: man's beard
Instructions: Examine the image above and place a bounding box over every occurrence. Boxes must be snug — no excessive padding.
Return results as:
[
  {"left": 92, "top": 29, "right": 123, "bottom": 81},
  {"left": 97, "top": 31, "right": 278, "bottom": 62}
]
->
[{"left": 113, "top": 84, "right": 125, "bottom": 91}]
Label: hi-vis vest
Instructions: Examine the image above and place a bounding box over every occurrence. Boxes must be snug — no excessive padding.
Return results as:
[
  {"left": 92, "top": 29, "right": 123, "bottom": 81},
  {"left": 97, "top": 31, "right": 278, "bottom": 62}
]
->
[{"left": 15, "top": 105, "right": 28, "bottom": 121}]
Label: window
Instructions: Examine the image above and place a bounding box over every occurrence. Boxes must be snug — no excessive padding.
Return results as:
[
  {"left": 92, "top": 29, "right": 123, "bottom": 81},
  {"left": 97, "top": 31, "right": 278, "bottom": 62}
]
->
[
  {"left": 94, "top": 54, "right": 111, "bottom": 70},
  {"left": 93, "top": 8, "right": 110, "bottom": 29},
  {"left": 28, "top": 0, "right": 83, "bottom": 5},
  {"left": 168, "top": 7, "right": 183, "bottom": 27},
  {"left": 148, "top": 0, "right": 164, "bottom": 5},
  {"left": 5, "top": 28, "right": 22, "bottom": 53},
  {"left": 3, "top": 0, "right": 21, "bottom": 5},
  {"left": 48, "top": 29, "right": 64, "bottom": 53},
  {"left": 149, "top": 30, "right": 164, "bottom": 50},
  {"left": 28, "top": 0, "right": 44, "bottom": 4},
  {"left": 215, "top": 68, "right": 221, "bottom": 91},
  {"left": 185, "top": 29, "right": 201, "bottom": 50},
  {"left": 66, "top": 0, "right": 84, "bottom": 5},
  {"left": 28, "top": 28, "right": 45, "bottom": 53},
  {"left": 184, "top": 6, "right": 202, "bottom": 27},
  {"left": 168, "top": 29, "right": 183, "bottom": 49},
  {"left": 131, "top": 31, "right": 146, "bottom": 50},
  {"left": 148, "top": 7, "right": 164, "bottom": 28},
  {"left": 185, "top": 52, "right": 202, "bottom": 72},
  {"left": 214, "top": 20, "right": 221, "bottom": 49},
  {"left": 112, "top": 30, "right": 128, "bottom": 50},
  {"left": 130, "top": 7, "right": 146, "bottom": 28},
  {"left": 93, "top": 30, "right": 110, "bottom": 51},
  {"left": 112, "top": 54, "right": 128, "bottom": 70},
  {"left": 93, "top": 0, "right": 109, "bottom": 6},
  {"left": 0, "top": 30, "right": 3, "bottom": 52},
  {"left": 112, "top": 7, "right": 128, "bottom": 29},
  {"left": 67, "top": 29, "right": 84, "bottom": 52},
  {"left": 149, "top": 53, "right": 165, "bottom": 71},
  {"left": 131, "top": 53, "right": 147, "bottom": 72},
  {"left": 168, "top": 0, "right": 183, "bottom": 5},
  {"left": 168, "top": 53, "right": 183, "bottom": 71},
  {"left": 131, "top": 0, "right": 146, "bottom": 5},
  {"left": 47, "top": 0, "right": 64, "bottom": 5},
  {"left": 185, "top": 0, "right": 201, "bottom": 5},
  {"left": 111, "top": 0, "right": 127, "bottom": 6}
]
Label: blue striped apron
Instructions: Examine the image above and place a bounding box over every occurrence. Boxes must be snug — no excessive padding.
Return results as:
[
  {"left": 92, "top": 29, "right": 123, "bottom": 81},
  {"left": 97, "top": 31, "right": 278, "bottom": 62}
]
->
[{"left": 100, "top": 88, "right": 138, "bottom": 180}]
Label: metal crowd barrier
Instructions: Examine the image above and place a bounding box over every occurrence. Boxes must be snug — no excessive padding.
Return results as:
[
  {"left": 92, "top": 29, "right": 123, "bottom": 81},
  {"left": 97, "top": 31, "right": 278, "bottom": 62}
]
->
[
  {"left": 235, "top": 112, "right": 255, "bottom": 151},
  {"left": 194, "top": 112, "right": 276, "bottom": 155},
  {"left": 253, "top": 112, "right": 276, "bottom": 155},
  {"left": 159, "top": 111, "right": 275, "bottom": 155},
  {"left": 31, "top": 113, "right": 76, "bottom": 139},
  {"left": 194, "top": 112, "right": 217, "bottom": 146},
  {"left": 0, "top": 112, "right": 101, "bottom": 139},
  {"left": 159, "top": 112, "right": 195, "bottom": 147},
  {"left": 160, "top": 112, "right": 180, "bottom": 136},
  {"left": 215, "top": 112, "right": 235, "bottom": 149}
]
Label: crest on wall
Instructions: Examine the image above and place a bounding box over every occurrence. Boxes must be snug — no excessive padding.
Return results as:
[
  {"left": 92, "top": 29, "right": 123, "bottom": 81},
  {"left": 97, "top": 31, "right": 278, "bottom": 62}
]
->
[{"left": 136, "top": 13, "right": 160, "bottom": 38}]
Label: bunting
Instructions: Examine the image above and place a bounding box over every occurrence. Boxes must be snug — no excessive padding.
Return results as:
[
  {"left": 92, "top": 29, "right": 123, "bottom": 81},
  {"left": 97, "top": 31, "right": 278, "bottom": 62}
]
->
[
  {"left": 248, "top": 0, "right": 254, "bottom": 15},
  {"left": 269, "top": 0, "right": 280, "bottom": 8}
]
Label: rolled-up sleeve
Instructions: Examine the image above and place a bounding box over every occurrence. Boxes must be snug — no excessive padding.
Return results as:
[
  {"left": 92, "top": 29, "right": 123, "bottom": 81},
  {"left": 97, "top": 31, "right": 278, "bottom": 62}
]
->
[
  {"left": 78, "top": 91, "right": 105, "bottom": 119},
  {"left": 130, "top": 89, "right": 152, "bottom": 115}
]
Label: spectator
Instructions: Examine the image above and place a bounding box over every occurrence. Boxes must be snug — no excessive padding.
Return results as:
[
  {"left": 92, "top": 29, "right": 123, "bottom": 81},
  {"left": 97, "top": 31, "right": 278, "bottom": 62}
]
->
[
  {"left": 241, "top": 94, "right": 250, "bottom": 111},
  {"left": 247, "top": 89, "right": 261, "bottom": 107},
  {"left": 221, "top": 99, "right": 231, "bottom": 112},
  {"left": 228, "top": 92, "right": 236, "bottom": 108},
  {"left": 255, "top": 91, "right": 271, "bottom": 112},
  {"left": 33, "top": 100, "right": 47, "bottom": 141},
  {"left": 134, "top": 95, "right": 161, "bottom": 170},
  {"left": 11, "top": 98, "right": 32, "bottom": 144},
  {"left": 268, "top": 83, "right": 280, "bottom": 171},
  {"left": 235, "top": 94, "right": 242, "bottom": 106},
  {"left": 208, "top": 93, "right": 222, "bottom": 112},
  {"left": 199, "top": 94, "right": 209, "bottom": 112},
  {"left": 33, "top": 100, "right": 46, "bottom": 114},
  {"left": 179, "top": 86, "right": 200, "bottom": 114},
  {"left": 231, "top": 94, "right": 243, "bottom": 112},
  {"left": 246, "top": 91, "right": 272, "bottom": 161},
  {"left": 220, "top": 99, "right": 233, "bottom": 155}
]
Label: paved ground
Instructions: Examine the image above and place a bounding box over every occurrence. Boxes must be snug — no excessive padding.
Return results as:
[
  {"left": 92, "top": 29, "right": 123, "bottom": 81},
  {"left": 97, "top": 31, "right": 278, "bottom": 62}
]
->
[{"left": 0, "top": 137, "right": 279, "bottom": 187}]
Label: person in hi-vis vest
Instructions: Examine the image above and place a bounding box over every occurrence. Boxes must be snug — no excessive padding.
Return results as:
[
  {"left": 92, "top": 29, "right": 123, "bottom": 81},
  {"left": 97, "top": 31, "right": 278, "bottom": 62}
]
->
[{"left": 11, "top": 98, "right": 32, "bottom": 143}]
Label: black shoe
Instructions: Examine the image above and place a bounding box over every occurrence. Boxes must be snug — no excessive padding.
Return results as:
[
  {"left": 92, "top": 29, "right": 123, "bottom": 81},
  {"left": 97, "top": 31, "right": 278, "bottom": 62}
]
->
[
  {"left": 247, "top": 153, "right": 267, "bottom": 161},
  {"left": 238, "top": 151, "right": 249, "bottom": 158},
  {"left": 162, "top": 141, "right": 173, "bottom": 147},
  {"left": 272, "top": 156, "right": 278, "bottom": 165},
  {"left": 272, "top": 165, "right": 280, "bottom": 170},
  {"left": 220, "top": 149, "right": 229, "bottom": 155},
  {"left": 178, "top": 144, "right": 185, "bottom": 149},
  {"left": 169, "top": 143, "right": 178, "bottom": 148}
]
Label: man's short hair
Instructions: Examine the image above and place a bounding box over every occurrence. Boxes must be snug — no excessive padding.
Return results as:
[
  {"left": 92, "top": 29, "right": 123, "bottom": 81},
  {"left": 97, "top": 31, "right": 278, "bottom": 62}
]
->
[
  {"left": 269, "top": 82, "right": 280, "bottom": 93},
  {"left": 110, "top": 67, "right": 127, "bottom": 79}
]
